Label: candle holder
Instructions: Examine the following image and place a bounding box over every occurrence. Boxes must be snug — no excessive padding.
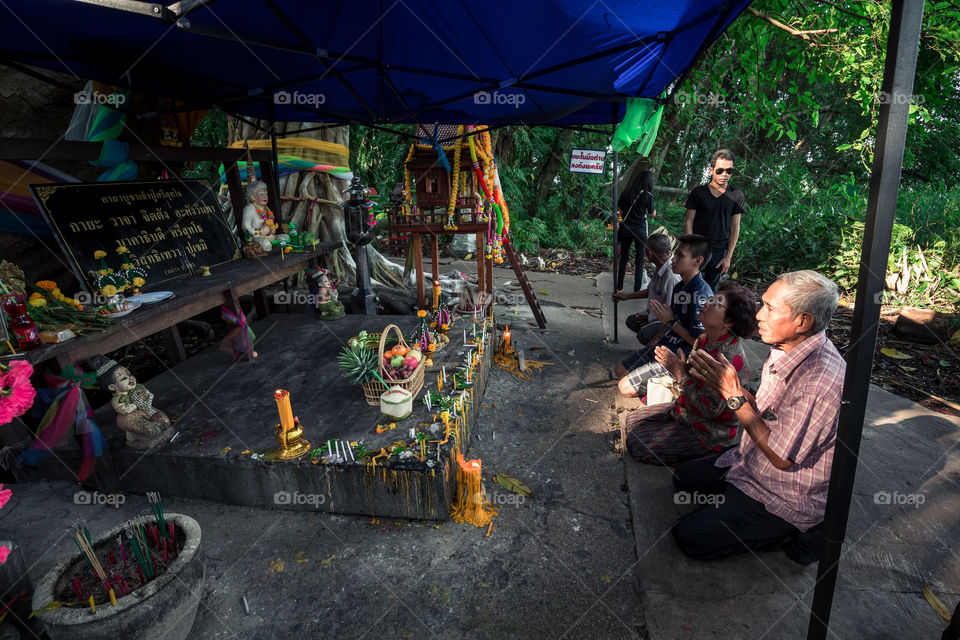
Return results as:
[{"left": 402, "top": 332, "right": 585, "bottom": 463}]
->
[
  {"left": 276, "top": 417, "right": 311, "bottom": 460},
  {"left": 274, "top": 389, "right": 311, "bottom": 459}
]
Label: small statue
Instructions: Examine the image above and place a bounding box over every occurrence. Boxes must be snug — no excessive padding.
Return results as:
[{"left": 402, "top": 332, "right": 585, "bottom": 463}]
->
[
  {"left": 242, "top": 181, "right": 289, "bottom": 253},
  {"left": 89, "top": 355, "right": 173, "bottom": 449},
  {"left": 311, "top": 268, "right": 345, "bottom": 320}
]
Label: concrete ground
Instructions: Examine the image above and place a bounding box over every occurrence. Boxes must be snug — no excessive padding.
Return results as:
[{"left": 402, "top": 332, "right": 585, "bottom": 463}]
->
[
  {"left": 5, "top": 260, "right": 958, "bottom": 639},
  {"left": 3, "top": 260, "right": 641, "bottom": 640},
  {"left": 598, "top": 270, "right": 960, "bottom": 640}
]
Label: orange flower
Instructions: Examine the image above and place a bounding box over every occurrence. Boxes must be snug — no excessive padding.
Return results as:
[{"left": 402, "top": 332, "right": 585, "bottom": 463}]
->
[{"left": 36, "top": 280, "right": 58, "bottom": 291}]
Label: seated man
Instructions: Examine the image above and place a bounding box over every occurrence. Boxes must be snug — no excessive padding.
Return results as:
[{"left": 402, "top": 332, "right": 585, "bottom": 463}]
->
[
  {"left": 612, "top": 233, "right": 681, "bottom": 346},
  {"left": 672, "top": 270, "right": 845, "bottom": 564},
  {"left": 615, "top": 234, "right": 713, "bottom": 398}
]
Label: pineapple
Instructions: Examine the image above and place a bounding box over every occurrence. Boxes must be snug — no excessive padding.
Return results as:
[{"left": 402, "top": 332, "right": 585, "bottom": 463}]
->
[{"left": 337, "top": 342, "right": 379, "bottom": 385}]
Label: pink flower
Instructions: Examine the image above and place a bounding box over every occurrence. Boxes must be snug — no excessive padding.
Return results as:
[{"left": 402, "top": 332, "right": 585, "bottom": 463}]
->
[
  {"left": 0, "top": 360, "right": 35, "bottom": 426},
  {"left": 0, "top": 486, "right": 10, "bottom": 510},
  {"left": 0, "top": 545, "right": 9, "bottom": 564}
]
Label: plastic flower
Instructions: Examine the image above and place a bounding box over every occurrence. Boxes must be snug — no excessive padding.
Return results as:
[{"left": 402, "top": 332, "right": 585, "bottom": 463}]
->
[
  {"left": 132, "top": 277, "right": 145, "bottom": 287},
  {"left": 101, "top": 284, "right": 117, "bottom": 297},
  {"left": 417, "top": 310, "right": 427, "bottom": 318},
  {"left": 36, "top": 280, "right": 58, "bottom": 291},
  {"left": 116, "top": 245, "right": 129, "bottom": 254},
  {"left": 0, "top": 360, "right": 36, "bottom": 426},
  {"left": 94, "top": 250, "right": 107, "bottom": 259}
]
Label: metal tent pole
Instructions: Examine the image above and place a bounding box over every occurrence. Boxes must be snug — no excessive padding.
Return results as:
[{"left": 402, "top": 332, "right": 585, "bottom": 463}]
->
[
  {"left": 612, "top": 105, "right": 619, "bottom": 343},
  {"left": 806, "top": 1, "right": 925, "bottom": 638}
]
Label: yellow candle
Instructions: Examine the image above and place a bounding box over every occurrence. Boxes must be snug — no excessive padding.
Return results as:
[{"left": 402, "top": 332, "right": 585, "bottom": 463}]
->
[
  {"left": 432, "top": 284, "right": 440, "bottom": 310},
  {"left": 274, "top": 389, "right": 294, "bottom": 431}
]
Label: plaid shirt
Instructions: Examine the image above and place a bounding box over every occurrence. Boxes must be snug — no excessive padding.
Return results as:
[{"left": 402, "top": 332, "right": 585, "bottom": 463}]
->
[
  {"left": 715, "top": 332, "right": 845, "bottom": 531},
  {"left": 647, "top": 258, "right": 682, "bottom": 323}
]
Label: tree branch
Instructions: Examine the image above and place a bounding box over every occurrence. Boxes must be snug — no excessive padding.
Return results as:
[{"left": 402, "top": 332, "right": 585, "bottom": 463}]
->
[{"left": 746, "top": 7, "right": 839, "bottom": 42}]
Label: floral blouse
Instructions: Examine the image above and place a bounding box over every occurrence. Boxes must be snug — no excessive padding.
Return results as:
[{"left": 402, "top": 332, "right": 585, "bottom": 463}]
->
[{"left": 673, "top": 332, "right": 750, "bottom": 451}]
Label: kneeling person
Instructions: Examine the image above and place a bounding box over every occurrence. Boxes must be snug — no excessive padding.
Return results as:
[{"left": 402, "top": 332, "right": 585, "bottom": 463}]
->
[
  {"left": 626, "top": 285, "right": 757, "bottom": 466},
  {"left": 615, "top": 234, "right": 713, "bottom": 398},
  {"left": 671, "top": 271, "right": 844, "bottom": 564}
]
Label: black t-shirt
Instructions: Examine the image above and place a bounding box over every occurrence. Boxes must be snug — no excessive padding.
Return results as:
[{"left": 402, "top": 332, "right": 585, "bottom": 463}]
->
[
  {"left": 618, "top": 187, "right": 654, "bottom": 235},
  {"left": 685, "top": 185, "right": 745, "bottom": 248}
]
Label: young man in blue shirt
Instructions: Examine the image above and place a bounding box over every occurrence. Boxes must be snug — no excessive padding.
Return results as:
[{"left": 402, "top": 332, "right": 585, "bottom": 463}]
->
[{"left": 616, "top": 234, "right": 714, "bottom": 398}]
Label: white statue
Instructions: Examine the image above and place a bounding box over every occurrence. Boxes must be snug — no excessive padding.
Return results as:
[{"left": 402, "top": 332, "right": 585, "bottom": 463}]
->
[{"left": 242, "top": 181, "right": 288, "bottom": 253}]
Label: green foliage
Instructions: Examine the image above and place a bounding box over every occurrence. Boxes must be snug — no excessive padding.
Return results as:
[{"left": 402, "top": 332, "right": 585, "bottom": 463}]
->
[
  {"left": 345, "top": 1, "right": 960, "bottom": 288},
  {"left": 182, "top": 110, "right": 228, "bottom": 188}
]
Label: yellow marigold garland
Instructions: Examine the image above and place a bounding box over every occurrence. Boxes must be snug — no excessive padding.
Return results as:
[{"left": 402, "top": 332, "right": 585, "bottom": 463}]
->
[{"left": 445, "top": 125, "right": 464, "bottom": 230}]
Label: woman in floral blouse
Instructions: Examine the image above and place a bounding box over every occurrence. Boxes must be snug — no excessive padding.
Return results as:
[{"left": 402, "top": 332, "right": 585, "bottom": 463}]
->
[{"left": 626, "top": 284, "right": 758, "bottom": 465}]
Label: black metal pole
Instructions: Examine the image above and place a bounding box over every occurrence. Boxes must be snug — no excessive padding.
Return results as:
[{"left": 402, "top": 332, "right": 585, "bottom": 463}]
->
[
  {"left": 612, "top": 105, "right": 619, "bottom": 343},
  {"left": 267, "top": 101, "right": 283, "bottom": 214},
  {"left": 806, "top": 2, "right": 925, "bottom": 638}
]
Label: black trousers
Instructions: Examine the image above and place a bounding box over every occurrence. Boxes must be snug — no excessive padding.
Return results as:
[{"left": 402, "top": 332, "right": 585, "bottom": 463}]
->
[
  {"left": 700, "top": 248, "right": 725, "bottom": 292},
  {"left": 671, "top": 453, "right": 822, "bottom": 563},
  {"left": 616, "top": 225, "right": 646, "bottom": 292}
]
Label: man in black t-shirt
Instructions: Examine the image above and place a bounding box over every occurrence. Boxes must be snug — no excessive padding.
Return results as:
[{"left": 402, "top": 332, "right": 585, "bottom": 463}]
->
[{"left": 684, "top": 149, "right": 746, "bottom": 291}]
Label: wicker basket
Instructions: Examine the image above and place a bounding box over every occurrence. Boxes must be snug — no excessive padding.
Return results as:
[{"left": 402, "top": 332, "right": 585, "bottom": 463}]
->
[{"left": 361, "top": 324, "right": 425, "bottom": 405}]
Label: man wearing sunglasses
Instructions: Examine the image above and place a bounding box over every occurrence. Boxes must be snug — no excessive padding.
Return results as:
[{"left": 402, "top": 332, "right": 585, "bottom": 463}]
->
[{"left": 684, "top": 149, "right": 746, "bottom": 291}]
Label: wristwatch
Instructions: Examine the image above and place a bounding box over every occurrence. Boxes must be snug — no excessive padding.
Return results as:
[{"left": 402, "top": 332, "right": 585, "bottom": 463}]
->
[
  {"left": 665, "top": 319, "right": 676, "bottom": 329},
  {"left": 725, "top": 395, "right": 747, "bottom": 411}
]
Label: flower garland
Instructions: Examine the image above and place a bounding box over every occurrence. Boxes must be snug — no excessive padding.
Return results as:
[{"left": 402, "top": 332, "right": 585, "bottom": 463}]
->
[{"left": 444, "top": 125, "right": 464, "bottom": 230}]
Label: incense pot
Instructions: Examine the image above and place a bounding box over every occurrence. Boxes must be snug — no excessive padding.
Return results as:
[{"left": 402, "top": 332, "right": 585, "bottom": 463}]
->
[
  {"left": 32, "top": 514, "right": 204, "bottom": 640},
  {"left": 274, "top": 389, "right": 310, "bottom": 459},
  {"left": 89, "top": 355, "right": 173, "bottom": 450}
]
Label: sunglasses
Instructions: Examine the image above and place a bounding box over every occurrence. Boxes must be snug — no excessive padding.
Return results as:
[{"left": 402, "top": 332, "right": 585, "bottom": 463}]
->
[{"left": 714, "top": 168, "right": 736, "bottom": 175}]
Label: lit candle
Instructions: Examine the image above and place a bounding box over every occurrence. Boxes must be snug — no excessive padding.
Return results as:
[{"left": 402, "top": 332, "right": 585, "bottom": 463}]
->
[
  {"left": 274, "top": 389, "right": 294, "bottom": 432},
  {"left": 503, "top": 326, "right": 511, "bottom": 351}
]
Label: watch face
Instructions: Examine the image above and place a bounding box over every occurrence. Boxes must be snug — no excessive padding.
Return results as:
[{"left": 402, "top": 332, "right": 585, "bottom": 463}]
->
[{"left": 726, "top": 396, "right": 745, "bottom": 410}]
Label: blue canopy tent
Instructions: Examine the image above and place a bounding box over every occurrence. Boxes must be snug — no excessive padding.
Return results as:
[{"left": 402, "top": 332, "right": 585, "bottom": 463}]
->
[
  {"left": 0, "top": 2, "right": 928, "bottom": 639},
  {"left": 0, "top": 0, "right": 750, "bottom": 125}
]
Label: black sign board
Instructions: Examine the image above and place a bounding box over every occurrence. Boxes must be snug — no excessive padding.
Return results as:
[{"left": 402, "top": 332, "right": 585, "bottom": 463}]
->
[{"left": 30, "top": 180, "right": 241, "bottom": 292}]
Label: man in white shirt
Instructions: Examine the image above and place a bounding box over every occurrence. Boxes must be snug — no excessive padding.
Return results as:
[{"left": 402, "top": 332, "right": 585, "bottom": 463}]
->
[{"left": 613, "top": 233, "right": 681, "bottom": 345}]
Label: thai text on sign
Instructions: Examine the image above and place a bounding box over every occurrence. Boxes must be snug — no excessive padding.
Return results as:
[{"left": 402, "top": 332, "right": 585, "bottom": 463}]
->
[{"left": 568, "top": 149, "right": 607, "bottom": 175}]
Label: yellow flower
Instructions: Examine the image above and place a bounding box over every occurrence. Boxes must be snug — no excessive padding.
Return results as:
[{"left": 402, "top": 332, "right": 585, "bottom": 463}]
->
[
  {"left": 350, "top": 441, "right": 358, "bottom": 447},
  {"left": 29, "top": 297, "right": 46, "bottom": 307},
  {"left": 417, "top": 310, "right": 427, "bottom": 318},
  {"left": 94, "top": 250, "right": 107, "bottom": 259},
  {"left": 132, "top": 277, "right": 145, "bottom": 287},
  {"left": 99, "top": 269, "right": 108, "bottom": 276},
  {"left": 36, "top": 280, "right": 58, "bottom": 291},
  {"left": 116, "top": 245, "right": 129, "bottom": 254},
  {"left": 441, "top": 324, "right": 449, "bottom": 330},
  {"left": 101, "top": 285, "right": 117, "bottom": 297},
  {"left": 29, "top": 292, "right": 43, "bottom": 300},
  {"left": 430, "top": 322, "right": 437, "bottom": 328}
]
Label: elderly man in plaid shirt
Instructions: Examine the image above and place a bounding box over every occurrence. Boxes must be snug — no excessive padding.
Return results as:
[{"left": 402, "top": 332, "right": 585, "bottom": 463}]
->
[{"left": 670, "top": 270, "right": 845, "bottom": 564}]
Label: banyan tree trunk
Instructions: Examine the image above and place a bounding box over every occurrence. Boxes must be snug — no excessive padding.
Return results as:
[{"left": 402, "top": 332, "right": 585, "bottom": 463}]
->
[{"left": 227, "top": 119, "right": 406, "bottom": 288}]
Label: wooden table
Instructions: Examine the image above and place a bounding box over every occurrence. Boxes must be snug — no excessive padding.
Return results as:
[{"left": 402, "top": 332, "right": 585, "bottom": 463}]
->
[{"left": 23, "top": 243, "right": 338, "bottom": 369}]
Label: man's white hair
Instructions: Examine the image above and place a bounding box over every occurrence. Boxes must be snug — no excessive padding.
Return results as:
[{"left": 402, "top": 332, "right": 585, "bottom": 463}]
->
[{"left": 775, "top": 270, "right": 839, "bottom": 334}]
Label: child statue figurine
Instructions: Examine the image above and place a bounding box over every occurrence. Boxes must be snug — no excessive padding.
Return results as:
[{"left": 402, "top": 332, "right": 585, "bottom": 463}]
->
[
  {"left": 242, "top": 180, "right": 289, "bottom": 254},
  {"left": 311, "top": 268, "right": 345, "bottom": 320},
  {"left": 89, "top": 355, "right": 173, "bottom": 449}
]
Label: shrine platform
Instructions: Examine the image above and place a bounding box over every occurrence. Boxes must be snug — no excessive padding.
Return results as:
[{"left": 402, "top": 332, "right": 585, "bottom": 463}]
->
[{"left": 18, "top": 313, "right": 493, "bottom": 520}]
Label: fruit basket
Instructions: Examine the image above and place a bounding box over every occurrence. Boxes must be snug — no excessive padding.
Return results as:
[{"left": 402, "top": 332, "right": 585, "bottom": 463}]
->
[{"left": 361, "top": 324, "right": 425, "bottom": 405}]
